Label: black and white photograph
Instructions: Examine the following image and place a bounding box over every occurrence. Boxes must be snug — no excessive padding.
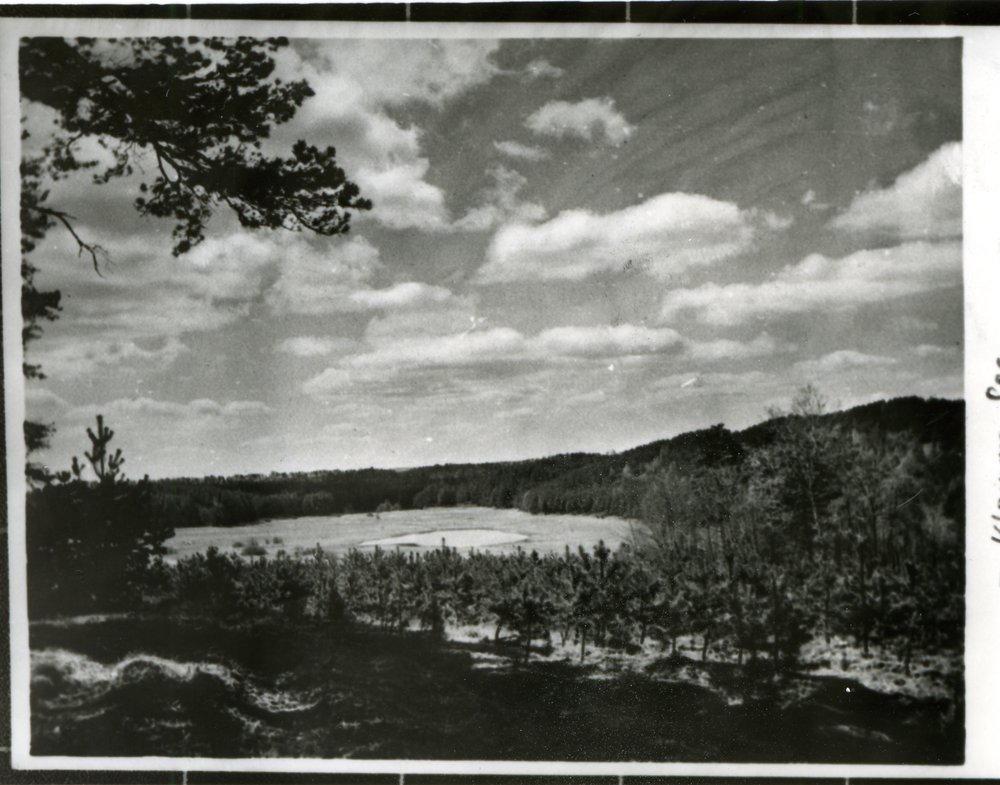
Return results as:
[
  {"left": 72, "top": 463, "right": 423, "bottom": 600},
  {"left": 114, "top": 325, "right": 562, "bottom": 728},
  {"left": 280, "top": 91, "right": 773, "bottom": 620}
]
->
[{"left": 5, "top": 16, "right": 987, "bottom": 775}]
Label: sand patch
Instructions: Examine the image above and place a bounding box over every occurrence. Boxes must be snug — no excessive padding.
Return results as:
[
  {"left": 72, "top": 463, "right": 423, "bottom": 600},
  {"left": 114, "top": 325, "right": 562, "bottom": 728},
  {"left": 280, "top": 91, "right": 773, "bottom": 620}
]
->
[{"left": 360, "top": 528, "right": 529, "bottom": 550}]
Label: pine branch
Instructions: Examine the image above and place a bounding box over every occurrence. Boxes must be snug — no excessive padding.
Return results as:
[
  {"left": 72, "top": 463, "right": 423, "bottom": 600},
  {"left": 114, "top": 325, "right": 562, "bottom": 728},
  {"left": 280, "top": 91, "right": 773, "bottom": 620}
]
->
[{"left": 28, "top": 205, "right": 107, "bottom": 275}]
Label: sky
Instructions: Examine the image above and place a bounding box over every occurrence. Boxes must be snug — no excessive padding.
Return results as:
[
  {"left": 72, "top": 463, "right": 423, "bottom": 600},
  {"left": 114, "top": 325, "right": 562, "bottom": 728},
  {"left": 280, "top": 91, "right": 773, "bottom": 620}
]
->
[{"left": 21, "top": 36, "right": 963, "bottom": 480}]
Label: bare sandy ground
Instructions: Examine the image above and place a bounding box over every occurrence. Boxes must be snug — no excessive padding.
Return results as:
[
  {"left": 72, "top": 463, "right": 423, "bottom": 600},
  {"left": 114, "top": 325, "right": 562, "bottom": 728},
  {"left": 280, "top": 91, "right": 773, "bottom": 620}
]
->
[{"left": 444, "top": 621, "right": 962, "bottom": 704}]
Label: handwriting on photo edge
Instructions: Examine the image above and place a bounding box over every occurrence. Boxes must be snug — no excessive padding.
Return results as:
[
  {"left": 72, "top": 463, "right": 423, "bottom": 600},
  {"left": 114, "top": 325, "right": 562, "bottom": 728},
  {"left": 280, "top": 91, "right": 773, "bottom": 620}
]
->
[{"left": 990, "top": 359, "right": 1000, "bottom": 548}]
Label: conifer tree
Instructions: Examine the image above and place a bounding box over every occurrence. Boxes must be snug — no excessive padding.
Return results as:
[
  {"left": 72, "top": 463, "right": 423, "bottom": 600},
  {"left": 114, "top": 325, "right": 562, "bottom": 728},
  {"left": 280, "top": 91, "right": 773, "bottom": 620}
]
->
[{"left": 20, "top": 36, "right": 371, "bottom": 467}]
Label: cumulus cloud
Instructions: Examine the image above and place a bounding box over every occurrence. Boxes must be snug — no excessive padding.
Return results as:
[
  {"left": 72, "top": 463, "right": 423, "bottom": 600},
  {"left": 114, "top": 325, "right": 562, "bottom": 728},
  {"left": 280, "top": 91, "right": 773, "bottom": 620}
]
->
[
  {"left": 353, "top": 160, "right": 451, "bottom": 231},
  {"left": 801, "top": 189, "right": 831, "bottom": 212},
  {"left": 363, "top": 305, "right": 483, "bottom": 342},
  {"left": 476, "top": 192, "right": 754, "bottom": 284},
  {"left": 180, "top": 232, "right": 284, "bottom": 301},
  {"left": 311, "top": 40, "right": 502, "bottom": 108},
  {"left": 526, "top": 97, "right": 635, "bottom": 146},
  {"left": 301, "top": 368, "right": 356, "bottom": 397},
  {"left": 535, "top": 326, "right": 785, "bottom": 365},
  {"left": 455, "top": 166, "right": 547, "bottom": 231},
  {"left": 494, "top": 140, "right": 550, "bottom": 161},
  {"left": 267, "top": 41, "right": 502, "bottom": 232},
  {"left": 794, "top": 350, "right": 898, "bottom": 376},
  {"left": 659, "top": 240, "right": 961, "bottom": 327},
  {"left": 256, "top": 234, "right": 461, "bottom": 316},
  {"left": 830, "top": 142, "right": 961, "bottom": 240},
  {"left": 760, "top": 211, "right": 794, "bottom": 231}
]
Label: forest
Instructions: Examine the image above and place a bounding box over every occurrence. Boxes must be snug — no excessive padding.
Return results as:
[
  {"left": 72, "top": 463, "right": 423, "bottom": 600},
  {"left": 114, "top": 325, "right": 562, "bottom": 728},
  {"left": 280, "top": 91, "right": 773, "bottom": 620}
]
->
[
  {"left": 78, "top": 393, "right": 963, "bottom": 529},
  {"left": 27, "top": 391, "right": 964, "bottom": 661},
  {"left": 26, "top": 389, "right": 965, "bottom": 761}
]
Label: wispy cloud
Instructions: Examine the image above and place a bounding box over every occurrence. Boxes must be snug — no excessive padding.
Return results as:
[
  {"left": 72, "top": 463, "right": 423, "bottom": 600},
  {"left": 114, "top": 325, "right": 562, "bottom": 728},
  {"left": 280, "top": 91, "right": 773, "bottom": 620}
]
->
[
  {"left": 648, "top": 370, "right": 770, "bottom": 395},
  {"left": 794, "top": 350, "right": 899, "bottom": 376},
  {"left": 264, "top": 236, "right": 382, "bottom": 315},
  {"left": 277, "top": 336, "right": 358, "bottom": 357},
  {"left": 348, "top": 282, "right": 458, "bottom": 310},
  {"left": 536, "top": 325, "right": 685, "bottom": 358},
  {"left": 910, "top": 343, "right": 956, "bottom": 359},
  {"left": 524, "top": 59, "right": 564, "bottom": 79},
  {"left": 685, "top": 333, "right": 792, "bottom": 363},
  {"left": 68, "top": 396, "right": 273, "bottom": 421},
  {"left": 493, "top": 140, "right": 550, "bottom": 162},
  {"left": 301, "top": 321, "right": 788, "bottom": 400}
]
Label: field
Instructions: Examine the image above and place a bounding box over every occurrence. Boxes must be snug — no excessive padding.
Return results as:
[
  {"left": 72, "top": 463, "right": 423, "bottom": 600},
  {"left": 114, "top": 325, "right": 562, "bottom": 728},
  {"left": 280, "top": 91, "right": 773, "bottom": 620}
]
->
[{"left": 164, "top": 507, "right": 635, "bottom": 562}]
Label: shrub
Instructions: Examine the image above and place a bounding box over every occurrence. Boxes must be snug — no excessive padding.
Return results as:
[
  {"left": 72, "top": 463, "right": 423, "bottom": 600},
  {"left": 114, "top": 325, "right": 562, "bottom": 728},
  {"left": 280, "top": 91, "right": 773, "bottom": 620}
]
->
[
  {"left": 242, "top": 538, "right": 267, "bottom": 557},
  {"left": 169, "top": 547, "right": 318, "bottom": 621},
  {"left": 171, "top": 547, "right": 244, "bottom": 617},
  {"left": 326, "top": 582, "right": 348, "bottom": 623}
]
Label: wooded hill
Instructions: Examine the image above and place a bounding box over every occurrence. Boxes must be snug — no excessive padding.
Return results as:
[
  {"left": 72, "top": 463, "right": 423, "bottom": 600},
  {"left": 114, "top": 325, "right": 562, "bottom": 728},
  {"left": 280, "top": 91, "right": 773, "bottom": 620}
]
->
[
  {"left": 146, "top": 395, "right": 963, "bottom": 532},
  {"left": 28, "top": 392, "right": 965, "bottom": 664}
]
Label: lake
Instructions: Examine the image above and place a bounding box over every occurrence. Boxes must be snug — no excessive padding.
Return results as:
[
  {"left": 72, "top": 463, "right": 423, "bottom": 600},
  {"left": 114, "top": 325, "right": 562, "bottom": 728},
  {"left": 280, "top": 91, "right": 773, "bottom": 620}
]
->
[{"left": 165, "top": 506, "right": 638, "bottom": 563}]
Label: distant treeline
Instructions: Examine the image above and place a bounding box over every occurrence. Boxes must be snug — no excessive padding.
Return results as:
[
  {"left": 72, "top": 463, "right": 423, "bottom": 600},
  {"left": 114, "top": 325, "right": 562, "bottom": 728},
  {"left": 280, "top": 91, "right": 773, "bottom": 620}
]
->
[
  {"left": 27, "top": 392, "right": 965, "bottom": 660},
  {"left": 145, "top": 396, "right": 963, "bottom": 530}
]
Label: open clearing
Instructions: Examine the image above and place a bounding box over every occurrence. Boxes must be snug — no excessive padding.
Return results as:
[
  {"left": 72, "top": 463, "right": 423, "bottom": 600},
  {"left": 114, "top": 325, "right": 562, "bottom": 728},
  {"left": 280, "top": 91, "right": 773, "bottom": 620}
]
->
[{"left": 165, "top": 506, "right": 635, "bottom": 563}]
